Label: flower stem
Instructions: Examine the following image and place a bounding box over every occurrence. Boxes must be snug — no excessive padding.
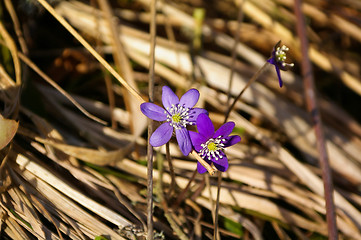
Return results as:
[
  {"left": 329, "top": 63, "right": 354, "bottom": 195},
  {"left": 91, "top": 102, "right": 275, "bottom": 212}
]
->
[
  {"left": 224, "top": 62, "right": 269, "bottom": 122},
  {"left": 166, "top": 143, "right": 176, "bottom": 198},
  {"left": 172, "top": 169, "right": 198, "bottom": 209},
  {"left": 191, "top": 150, "right": 217, "bottom": 176},
  {"left": 293, "top": 0, "right": 337, "bottom": 239},
  {"left": 213, "top": 172, "right": 222, "bottom": 240}
]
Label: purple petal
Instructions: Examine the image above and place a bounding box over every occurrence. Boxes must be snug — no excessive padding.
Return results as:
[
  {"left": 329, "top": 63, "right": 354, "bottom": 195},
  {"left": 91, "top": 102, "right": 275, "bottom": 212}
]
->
[
  {"left": 175, "top": 128, "right": 192, "bottom": 156},
  {"left": 214, "top": 122, "right": 235, "bottom": 138},
  {"left": 188, "top": 108, "right": 208, "bottom": 123},
  {"left": 140, "top": 102, "right": 167, "bottom": 121},
  {"left": 197, "top": 160, "right": 212, "bottom": 174},
  {"left": 179, "top": 89, "right": 200, "bottom": 108},
  {"left": 224, "top": 135, "right": 241, "bottom": 147},
  {"left": 189, "top": 131, "right": 207, "bottom": 151},
  {"left": 162, "top": 86, "right": 179, "bottom": 109},
  {"left": 267, "top": 57, "right": 276, "bottom": 65},
  {"left": 149, "top": 122, "right": 173, "bottom": 147},
  {"left": 213, "top": 154, "right": 228, "bottom": 172},
  {"left": 196, "top": 113, "right": 214, "bottom": 139},
  {"left": 275, "top": 65, "right": 283, "bottom": 88}
]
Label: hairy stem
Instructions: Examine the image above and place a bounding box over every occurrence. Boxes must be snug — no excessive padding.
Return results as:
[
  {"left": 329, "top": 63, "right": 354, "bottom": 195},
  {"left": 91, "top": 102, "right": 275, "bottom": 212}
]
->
[{"left": 225, "top": 62, "right": 269, "bottom": 122}]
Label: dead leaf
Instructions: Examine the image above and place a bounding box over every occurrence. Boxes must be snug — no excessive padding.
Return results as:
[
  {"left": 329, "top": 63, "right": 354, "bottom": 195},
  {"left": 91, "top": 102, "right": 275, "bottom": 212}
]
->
[{"left": 0, "top": 115, "right": 18, "bottom": 150}]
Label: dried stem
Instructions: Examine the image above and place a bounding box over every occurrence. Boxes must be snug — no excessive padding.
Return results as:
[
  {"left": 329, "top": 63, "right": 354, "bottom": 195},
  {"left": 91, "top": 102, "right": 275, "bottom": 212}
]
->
[
  {"left": 146, "top": 0, "right": 157, "bottom": 238},
  {"left": 191, "top": 150, "right": 217, "bottom": 176},
  {"left": 293, "top": 0, "right": 338, "bottom": 239}
]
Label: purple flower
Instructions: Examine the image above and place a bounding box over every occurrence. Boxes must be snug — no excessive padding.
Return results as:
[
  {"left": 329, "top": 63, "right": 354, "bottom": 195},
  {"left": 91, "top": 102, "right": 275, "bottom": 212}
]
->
[
  {"left": 267, "top": 41, "right": 294, "bottom": 88},
  {"left": 140, "top": 86, "right": 207, "bottom": 156},
  {"left": 189, "top": 113, "right": 241, "bottom": 174}
]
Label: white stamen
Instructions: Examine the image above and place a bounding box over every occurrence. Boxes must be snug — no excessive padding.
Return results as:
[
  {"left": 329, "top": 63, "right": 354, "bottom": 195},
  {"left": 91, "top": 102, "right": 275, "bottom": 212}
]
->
[
  {"left": 166, "top": 104, "right": 193, "bottom": 130},
  {"left": 200, "top": 135, "right": 226, "bottom": 161}
]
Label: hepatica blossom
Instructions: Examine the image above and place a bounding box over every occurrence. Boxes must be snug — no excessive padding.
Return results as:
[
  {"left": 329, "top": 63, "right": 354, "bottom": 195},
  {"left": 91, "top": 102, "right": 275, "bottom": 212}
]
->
[
  {"left": 189, "top": 113, "right": 241, "bottom": 174},
  {"left": 267, "top": 41, "right": 294, "bottom": 88},
  {"left": 140, "top": 86, "right": 207, "bottom": 156}
]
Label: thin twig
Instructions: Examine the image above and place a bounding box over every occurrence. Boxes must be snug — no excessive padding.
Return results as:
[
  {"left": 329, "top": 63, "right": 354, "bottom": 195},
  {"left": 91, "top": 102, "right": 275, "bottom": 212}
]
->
[
  {"left": 147, "top": 0, "right": 157, "bottom": 238},
  {"left": 293, "top": 0, "right": 338, "bottom": 239}
]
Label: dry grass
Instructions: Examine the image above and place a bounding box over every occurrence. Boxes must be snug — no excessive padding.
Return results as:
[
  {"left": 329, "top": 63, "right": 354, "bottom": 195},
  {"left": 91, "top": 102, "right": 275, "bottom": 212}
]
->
[{"left": 1, "top": 0, "right": 361, "bottom": 239}]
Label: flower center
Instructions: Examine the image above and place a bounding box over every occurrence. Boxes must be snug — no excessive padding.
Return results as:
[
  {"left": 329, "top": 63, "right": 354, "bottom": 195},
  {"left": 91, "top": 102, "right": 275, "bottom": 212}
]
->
[
  {"left": 275, "top": 45, "right": 294, "bottom": 68},
  {"left": 172, "top": 113, "right": 181, "bottom": 123},
  {"left": 275, "top": 45, "right": 288, "bottom": 62},
  {"left": 166, "top": 104, "right": 193, "bottom": 129},
  {"left": 207, "top": 142, "right": 217, "bottom": 151},
  {"left": 200, "top": 136, "right": 226, "bottom": 161}
]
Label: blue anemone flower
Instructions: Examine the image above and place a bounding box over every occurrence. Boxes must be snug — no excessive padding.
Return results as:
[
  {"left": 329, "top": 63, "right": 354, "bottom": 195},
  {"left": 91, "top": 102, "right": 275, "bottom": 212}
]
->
[
  {"left": 140, "top": 86, "right": 207, "bottom": 156},
  {"left": 190, "top": 113, "right": 241, "bottom": 174},
  {"left": 267, "top": 41, "right": 294, "bottom": 87}
]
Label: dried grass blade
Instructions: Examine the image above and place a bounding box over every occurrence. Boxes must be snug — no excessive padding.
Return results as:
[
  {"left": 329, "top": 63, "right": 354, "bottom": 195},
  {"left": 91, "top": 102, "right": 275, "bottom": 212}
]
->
[
  {"left": 2, "top": 215, "right": 31, "bottom": 240},
  {"left": 15, "top": 154, "right": 132, "bottom": 230},
  {"left": 7, "top": 188, "right": 45, "bottom": 239},
  {"left": 119, "top": 159, "right": 331, "bottom": 235},
  {"left": 12, "top": 168, "right": 124, "bottom": 239},
  {"left": 19, "top": 128, "right": 130, "bottom": 166}
]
